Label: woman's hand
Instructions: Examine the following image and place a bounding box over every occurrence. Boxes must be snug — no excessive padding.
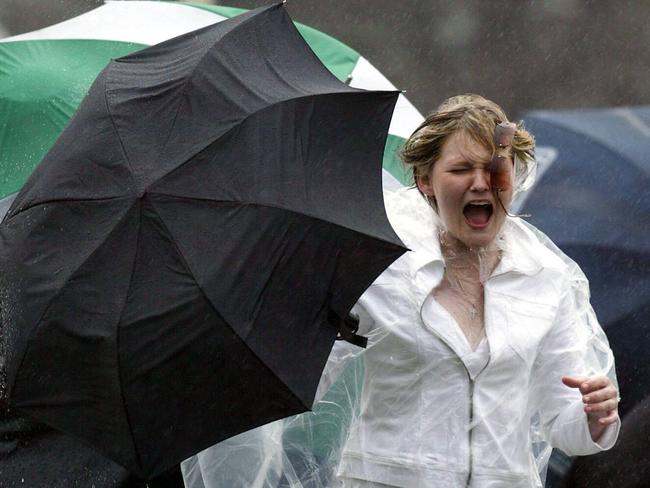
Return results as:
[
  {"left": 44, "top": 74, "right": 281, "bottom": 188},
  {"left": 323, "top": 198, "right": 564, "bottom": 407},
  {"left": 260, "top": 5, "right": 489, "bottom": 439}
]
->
[{"left": 562, "top": 375, "right": 620, "bottom": 442}]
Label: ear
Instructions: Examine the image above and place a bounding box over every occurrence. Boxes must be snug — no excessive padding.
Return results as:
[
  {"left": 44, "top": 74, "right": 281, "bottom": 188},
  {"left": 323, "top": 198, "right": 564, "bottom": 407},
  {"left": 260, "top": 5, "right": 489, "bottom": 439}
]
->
[{"left": 416, "top": 171, "right": 434, "bottom": 197}]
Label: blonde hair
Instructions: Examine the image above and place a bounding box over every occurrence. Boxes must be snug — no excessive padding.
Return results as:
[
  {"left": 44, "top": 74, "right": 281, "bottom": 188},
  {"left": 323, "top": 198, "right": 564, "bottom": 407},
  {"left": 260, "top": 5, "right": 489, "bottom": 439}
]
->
[{"left": 400, "top": 94, "right": 535, "bottom": 190}]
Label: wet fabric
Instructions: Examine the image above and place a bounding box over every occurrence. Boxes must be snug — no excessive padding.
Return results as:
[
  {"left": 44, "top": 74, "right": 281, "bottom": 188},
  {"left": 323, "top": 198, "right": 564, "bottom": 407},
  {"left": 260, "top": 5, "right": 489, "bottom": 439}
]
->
[{"left": 183, "top": 187, "right": 618, "bottom": 487}]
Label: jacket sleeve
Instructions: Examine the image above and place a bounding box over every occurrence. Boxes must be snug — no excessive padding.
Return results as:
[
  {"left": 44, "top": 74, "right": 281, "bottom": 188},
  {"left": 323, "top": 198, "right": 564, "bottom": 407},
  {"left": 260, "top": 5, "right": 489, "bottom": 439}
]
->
[{"left": 531, "top": 275, "right": 620, "bottom": 456}]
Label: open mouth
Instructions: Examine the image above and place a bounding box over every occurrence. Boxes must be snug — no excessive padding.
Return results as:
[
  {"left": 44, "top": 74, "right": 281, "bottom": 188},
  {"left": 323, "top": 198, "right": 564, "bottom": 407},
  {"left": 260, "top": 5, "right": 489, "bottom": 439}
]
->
[{"left": 463, "top": 202, "right": 493, "bottom": 228}]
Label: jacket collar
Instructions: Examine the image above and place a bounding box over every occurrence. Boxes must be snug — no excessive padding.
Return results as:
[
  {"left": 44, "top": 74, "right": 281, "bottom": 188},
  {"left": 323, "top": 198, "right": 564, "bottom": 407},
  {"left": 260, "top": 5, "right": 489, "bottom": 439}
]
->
[
  {"left": 491, "top": 219, "right": 547, "bottom": 277},
  {"left": 385, "top": 187, "right": 443, "bottom": 269},
  {"left": 493, "top": 217, "right": 571, "bottom": 278}
]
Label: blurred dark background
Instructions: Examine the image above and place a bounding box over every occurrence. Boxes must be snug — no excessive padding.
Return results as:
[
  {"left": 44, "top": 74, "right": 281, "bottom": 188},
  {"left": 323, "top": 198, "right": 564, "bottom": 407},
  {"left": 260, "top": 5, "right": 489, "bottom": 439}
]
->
[{"left": 1, "top": 0, "right": 649, "bottom": 117}]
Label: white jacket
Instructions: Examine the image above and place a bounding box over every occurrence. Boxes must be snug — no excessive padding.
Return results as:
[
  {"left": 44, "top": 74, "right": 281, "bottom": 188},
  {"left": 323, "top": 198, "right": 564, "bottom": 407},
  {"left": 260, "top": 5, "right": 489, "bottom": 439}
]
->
[{"left": 332, "top": 188, "right": 619, "bottom": 488}]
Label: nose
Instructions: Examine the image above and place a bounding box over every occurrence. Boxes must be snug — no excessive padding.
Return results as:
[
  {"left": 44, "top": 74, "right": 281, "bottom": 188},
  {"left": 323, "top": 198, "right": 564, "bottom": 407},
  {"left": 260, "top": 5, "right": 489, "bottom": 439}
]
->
[{"left": 470, "top": 168, "right": 490, "bottom": 192}]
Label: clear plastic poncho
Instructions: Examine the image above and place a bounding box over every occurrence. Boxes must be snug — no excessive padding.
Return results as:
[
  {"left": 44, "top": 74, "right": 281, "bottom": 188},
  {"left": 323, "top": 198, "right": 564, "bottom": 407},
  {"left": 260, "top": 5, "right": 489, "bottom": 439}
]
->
[{"left": 182, "top": 181, "right": 617, "bottom": 488}]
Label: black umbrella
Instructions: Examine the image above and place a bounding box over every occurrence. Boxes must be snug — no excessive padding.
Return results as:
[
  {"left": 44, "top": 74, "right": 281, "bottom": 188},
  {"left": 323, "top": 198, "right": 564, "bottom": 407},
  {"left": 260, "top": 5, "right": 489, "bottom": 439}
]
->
[
  {"left": 0, "top": 3, "right": 405, "bottom": 479},
  {"left": 515, "top": 106, "right": 650, "bottom": 416}
]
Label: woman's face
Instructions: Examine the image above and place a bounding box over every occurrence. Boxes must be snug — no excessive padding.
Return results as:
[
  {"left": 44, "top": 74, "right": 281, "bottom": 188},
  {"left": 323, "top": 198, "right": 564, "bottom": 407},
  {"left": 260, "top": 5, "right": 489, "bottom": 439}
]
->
[{"left": 416, "top": 130, "right": 514, "bottom": 249}]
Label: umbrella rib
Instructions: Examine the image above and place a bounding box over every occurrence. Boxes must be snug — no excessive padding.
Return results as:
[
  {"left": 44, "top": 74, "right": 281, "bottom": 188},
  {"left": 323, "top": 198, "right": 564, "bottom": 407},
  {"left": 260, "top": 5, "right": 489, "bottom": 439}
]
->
[
  {"left": 146, "top": 195, "right": 314, "bottom": 413},
  {"left": 4, "top": 195, "right": 134, "bottom": 221},
  {"left": 8, "top": 199, "right": 137, "bottom": 406},
  {"left": 111, "top": 198, "right": 148, "bottom": 474},
  {"left": 104, "top": 71, "right": 143, "bottom": 193},
  {"left": 147, "top": 192, "right": 405, "bottom": 250}
]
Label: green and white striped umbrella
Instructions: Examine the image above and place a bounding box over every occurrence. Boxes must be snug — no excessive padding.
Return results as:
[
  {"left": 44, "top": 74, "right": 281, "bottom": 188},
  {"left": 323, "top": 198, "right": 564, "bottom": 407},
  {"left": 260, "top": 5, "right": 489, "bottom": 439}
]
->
[{"left": 0, "top": 0, "right": 423, "bottom": 212}]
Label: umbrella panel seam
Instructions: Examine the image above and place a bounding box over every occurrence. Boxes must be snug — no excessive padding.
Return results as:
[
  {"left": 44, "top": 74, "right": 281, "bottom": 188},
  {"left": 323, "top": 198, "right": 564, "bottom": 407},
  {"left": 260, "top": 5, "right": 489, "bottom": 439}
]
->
[
  {"left": 112, "top": 199, "right": 148, "bottom": 475},
  {"left": 146, "top": 192, "right": 406, "bottom": 250},
  {"left": 4, "top": 196, "right": 134, "bottom": 222},
  {"left": 104, "top": 72, "right": 143, "bottom": 195},
  {"left": 7, "top": 199, "right": 143, "bottom": 470}
]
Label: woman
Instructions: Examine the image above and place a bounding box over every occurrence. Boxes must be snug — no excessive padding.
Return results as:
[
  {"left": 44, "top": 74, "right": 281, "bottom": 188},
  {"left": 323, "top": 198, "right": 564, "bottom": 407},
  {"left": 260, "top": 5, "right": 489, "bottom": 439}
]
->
[
  {"left": 182, "top": 95, "right": 620, "bottom": 488},
  {"left": 331, "top": 94, "right": 620, "bottom": 487}
]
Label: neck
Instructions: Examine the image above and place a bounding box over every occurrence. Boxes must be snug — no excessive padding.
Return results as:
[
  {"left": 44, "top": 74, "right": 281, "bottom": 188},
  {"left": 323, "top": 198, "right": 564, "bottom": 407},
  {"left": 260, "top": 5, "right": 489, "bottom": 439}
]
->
[{"left": 439, "top": 231, "right": 501, "bottom": 284}]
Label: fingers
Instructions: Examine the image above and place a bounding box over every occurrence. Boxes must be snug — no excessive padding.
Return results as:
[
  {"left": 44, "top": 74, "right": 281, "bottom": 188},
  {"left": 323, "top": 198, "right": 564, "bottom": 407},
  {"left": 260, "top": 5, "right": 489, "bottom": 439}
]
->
[
  {"left": 595, "top": 410, "right": 619, "bottom": 426},
  {"left": 565, "top": 375, "right": 621, "bottom": 433},
  {"left": 562, "top": 375, "right": 589, "bottom": 389},
  {"left": 582, "top": 384, "right": 618, "bottom": 404},
  {"left": 584, "top": 397, "right": 618, "bottom": 414},
  {"left": 564, "top": 374, "right": 621, "bottom": 424},
  {"left": 578, "top": 376, "right": 620, "bottom": 425},
  {"left": 579, "top": 376, "right": 610, "bottom": 394},
  {"left": 563, "top": 375, "right": 611, "bottom": 395}
]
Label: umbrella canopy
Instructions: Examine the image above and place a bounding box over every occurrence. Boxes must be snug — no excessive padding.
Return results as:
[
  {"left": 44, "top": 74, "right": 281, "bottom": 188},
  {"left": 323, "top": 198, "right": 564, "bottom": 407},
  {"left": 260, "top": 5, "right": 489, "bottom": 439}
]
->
[
  {"left": 0, "top": 0, "right": 423, "bottom": 214},
  {"left": 514, "top": 105, "right": 650, "bottom": 415},
  {"left": 0, "top": 3, "right": 405, "bottom": 479}
]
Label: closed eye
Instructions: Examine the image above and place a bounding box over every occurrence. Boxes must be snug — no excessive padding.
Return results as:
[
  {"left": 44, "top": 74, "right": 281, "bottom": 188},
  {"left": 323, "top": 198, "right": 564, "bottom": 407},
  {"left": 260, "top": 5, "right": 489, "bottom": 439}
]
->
[{"left": 449, "top": 162, "right": 491, "bottom": 173}]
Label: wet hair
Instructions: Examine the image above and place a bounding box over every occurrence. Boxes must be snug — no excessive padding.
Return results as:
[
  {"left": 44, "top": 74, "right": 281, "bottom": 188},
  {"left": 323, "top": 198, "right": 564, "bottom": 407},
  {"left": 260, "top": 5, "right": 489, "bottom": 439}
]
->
[{"left": 400, "top": 94, "right": 535, "bottom": 190}]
